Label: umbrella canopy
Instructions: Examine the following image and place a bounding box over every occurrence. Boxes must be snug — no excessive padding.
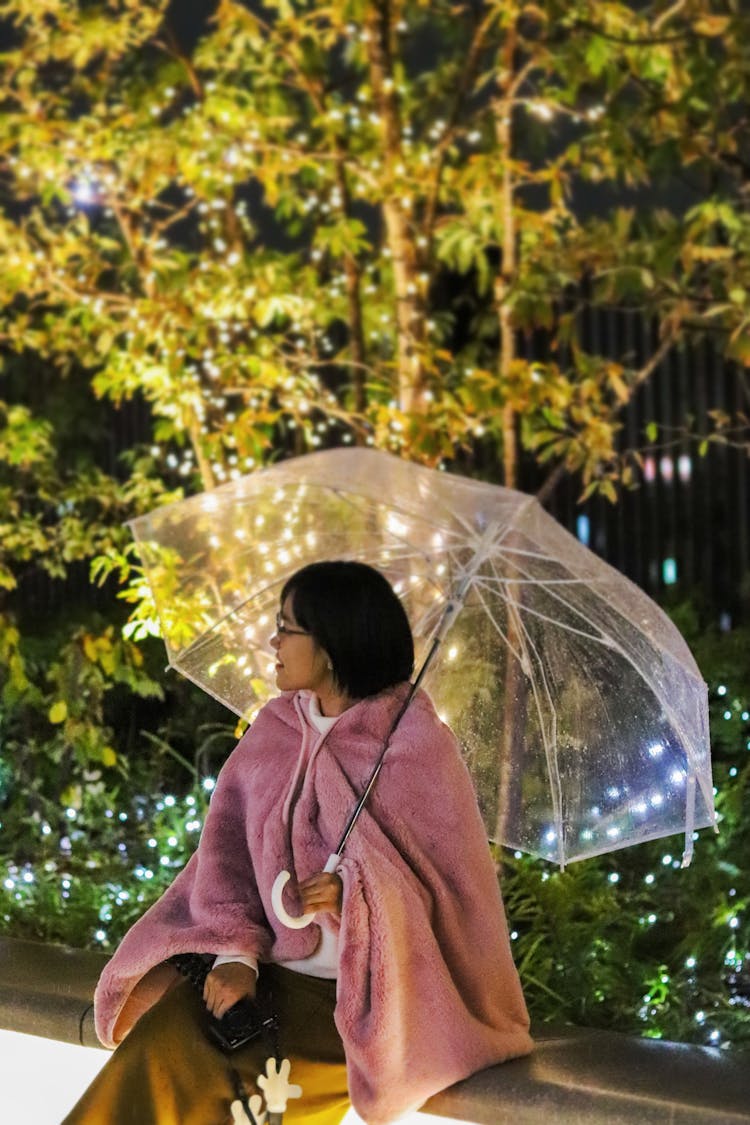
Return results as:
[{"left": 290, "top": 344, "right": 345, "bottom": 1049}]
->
[{"left": 128, "top": 447, "right": 715, "bottom": 867}]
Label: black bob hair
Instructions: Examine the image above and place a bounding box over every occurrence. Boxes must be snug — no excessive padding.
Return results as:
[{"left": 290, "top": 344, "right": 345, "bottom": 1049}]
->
[{"left": 280, "top": 561, "right": 414, "bottom": 700}]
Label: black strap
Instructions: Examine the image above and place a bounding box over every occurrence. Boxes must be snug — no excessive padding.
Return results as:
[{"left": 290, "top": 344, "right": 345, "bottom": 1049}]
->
[
  {"left": 228, "top": 1063, "right": 262, "bottom": 1124},
  {"left": 170, "top": 954, "right": 285, "bottom": 1122}
]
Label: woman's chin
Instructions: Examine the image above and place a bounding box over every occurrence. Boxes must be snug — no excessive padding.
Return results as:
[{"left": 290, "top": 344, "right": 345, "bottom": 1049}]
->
[{"left": 275, "top": 668, "right": 290, "bottom": 691}]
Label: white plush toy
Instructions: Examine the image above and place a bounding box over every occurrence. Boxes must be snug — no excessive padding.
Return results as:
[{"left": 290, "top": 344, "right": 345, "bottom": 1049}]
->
[
  {"left": 230, "top": 1093, "right": 266, "bottom": 1125},
  {"left": 257, "top": 1057, "right": 303, "bottom": 1114},
  {"left": 230, "top": 1057, "right": 302, "bottom": 1125}
]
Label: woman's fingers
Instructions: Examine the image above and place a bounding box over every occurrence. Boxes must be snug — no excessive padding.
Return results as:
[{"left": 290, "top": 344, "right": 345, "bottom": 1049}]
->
[
  {"left": 206, "top": 987, "right": 232, "bottom": 1019},
  {"left": 203, "top": 962, "right": 256, "bottom": 1017},
  {"left": 297, "top": 872, "right": 343, "bottom": 916}
]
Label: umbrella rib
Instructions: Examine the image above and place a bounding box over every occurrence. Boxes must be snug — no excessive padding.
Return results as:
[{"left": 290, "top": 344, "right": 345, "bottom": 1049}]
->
[
  {"left": 476, "top": 575, "right": 711, "bottom": 818},
  {"left": 470, "top": 580, "right": 528, "bottom": 667},
  {"left": 477, "top": 574, "right": 597, "bottom": 586},
  {"left": 473, "top": 570, "right": 564, "bottom": 863},
  {"left": 479, "top": 561, "right": 560, "bottom": 741},
  {"left": 171, "top": 578, "right": 289, "bottom": 661},
  {"left": 323, "top": 489, "right": 444, "bottom": 561},
  {"left": 484, "top": 551, "right": 708, "bottom": 723},
  {"left": 481, "top": 548, "right": 621, "bottom": 641},
  {"left": 174, "top": 544, "right": 448, "bottom": 664},
  {"left": 489, "top": 542, "right": 599, "bottom": 584},
  {"left": 473, "top": 576, "right": 611, "bottom": 646},
  {"left": 488, "top": 540, "right": 612, "bottom": 574},
  {"left": 175, "top": 542, "right": 449, "bottom": 664},
  {"left": 492, "top": 543, "right": 585, "bottom": 564},
  {"left": 506, "top": 593, "right": 564, "bottom": 863},
  {"left": 491, "top": 562, "right": 708, "bottom": 743},
  {"left": 311, "top": 480, "right": 473, "bottom": 544}
]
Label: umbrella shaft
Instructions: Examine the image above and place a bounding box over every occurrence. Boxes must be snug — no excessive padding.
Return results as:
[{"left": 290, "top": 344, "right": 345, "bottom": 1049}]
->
[{"left": 333, "top": 630, "right": 444, "bottom": 856}]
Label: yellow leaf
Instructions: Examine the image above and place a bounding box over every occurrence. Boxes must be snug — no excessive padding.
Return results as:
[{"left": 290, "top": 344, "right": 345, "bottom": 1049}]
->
[
  {"left": 690, "top": 245, "right": 734, "bottom": 262},
  {"left": 250, "top": 677, "right": 272, "bottom": 699},
  {"left": 49, "top": 700, "right": 68, "bottom": 724},
  {"left": 0, "top": 566, "right": 16, "bottom": 591},
  {"left": 600, "top": 479, "right": 617, "bottom": 504},
  {"left": 694, "top": 16, "right": 730, "bottom": 36},
  {"left": 101, "top": 747, "right": 117, "bottom": 768},
  {"left": 83, "top": 634, "right": 98, "bottom": 662},
  {"left": 608, "top": 372, "right": 630, "bottom": 404}
]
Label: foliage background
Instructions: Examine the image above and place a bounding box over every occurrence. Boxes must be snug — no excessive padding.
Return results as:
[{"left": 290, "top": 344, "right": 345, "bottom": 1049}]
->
[{"left": 1, "top": 0, "right": 750, "bottom": 1049}]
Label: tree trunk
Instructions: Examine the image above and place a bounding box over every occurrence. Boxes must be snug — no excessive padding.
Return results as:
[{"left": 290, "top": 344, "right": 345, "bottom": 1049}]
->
[
  {"left": 365, "top": 1, "right": 426, "bottom": 413},
  {"left": 493, "top": 19, "right": 527, "bottom": 857},
  {"left": 189, "top": 415, "right": 215, "bottom": 491},
  {"left": 494, "top": 75, "right": 518, "bottom": 489},
  {"left": 334, "top": 155, "right": 368, "bottom": 417},
  {"left": 494, "top": 611, "right": 528, "bottom": 846}
]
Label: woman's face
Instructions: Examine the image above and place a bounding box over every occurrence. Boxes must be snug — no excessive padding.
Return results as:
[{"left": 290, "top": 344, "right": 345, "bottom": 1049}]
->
[{"left": 271, "top": 594, "right": 332, "bottom": 695}]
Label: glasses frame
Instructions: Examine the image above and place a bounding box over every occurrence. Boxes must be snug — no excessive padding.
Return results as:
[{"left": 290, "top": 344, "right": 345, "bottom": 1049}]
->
[{"left": 274, "top": 612, "right": 310, "bottom": 637}]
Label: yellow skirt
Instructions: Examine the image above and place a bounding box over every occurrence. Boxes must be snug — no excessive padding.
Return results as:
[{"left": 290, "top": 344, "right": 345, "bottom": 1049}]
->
[{"left": 62, "top": 965, "right": 351, "bottom": 1125}]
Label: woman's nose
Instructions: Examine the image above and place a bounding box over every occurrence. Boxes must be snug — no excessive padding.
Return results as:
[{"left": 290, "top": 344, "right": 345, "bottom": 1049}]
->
[{"left": 270, "top": 631, "right": 280, "bottom": 650}]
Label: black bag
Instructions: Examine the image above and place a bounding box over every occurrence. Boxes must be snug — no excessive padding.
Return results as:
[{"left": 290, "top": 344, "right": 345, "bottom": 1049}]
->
[
  {"left": 207, "top": 993, "right": 279, "bottom": 1052},
  {"left": 170, "top": 953, "right": 279, "bottom": 1053}
]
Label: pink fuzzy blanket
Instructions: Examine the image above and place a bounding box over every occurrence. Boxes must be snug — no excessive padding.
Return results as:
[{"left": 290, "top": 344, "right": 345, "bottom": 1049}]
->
[{"left": 94, "top": 684, "right": 532, "bottom": 1124}]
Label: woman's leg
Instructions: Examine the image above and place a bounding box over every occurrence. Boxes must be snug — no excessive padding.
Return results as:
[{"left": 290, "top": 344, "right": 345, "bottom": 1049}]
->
[
  {"left": 236, "top": 965, "right": 350, "bottom": 1125},
  {"left": 62, "top": 968, "right": 350, "bottom": 1125},
  {"left": 62, "top": 980, "right": 244, "bottom": 1125}
]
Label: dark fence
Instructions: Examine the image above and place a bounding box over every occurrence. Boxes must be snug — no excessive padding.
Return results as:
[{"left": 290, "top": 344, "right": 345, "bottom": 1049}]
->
[{"left": 525, "top": 311, "right": 749, "bottom": 620}]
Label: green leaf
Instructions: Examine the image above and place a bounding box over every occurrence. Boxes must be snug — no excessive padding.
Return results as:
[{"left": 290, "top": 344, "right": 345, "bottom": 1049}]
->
[{"left": 584, "top": 36, "right": 612, "bottom": 78}]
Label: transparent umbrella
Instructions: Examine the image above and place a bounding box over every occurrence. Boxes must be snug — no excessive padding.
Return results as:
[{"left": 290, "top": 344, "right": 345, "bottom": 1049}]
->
[{"left": 128, "top": 447, "right": 715, "bottom": 868}]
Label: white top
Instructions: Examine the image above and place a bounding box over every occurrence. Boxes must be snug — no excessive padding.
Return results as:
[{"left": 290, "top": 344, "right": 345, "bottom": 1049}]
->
[{"left": 214, "top": 694, "right": 341, "bottom": 980}]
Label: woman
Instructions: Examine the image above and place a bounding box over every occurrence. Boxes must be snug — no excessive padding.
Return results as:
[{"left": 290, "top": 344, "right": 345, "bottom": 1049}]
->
[{"left": 63, "top": 561, "right": 532, "bottom": 1125}]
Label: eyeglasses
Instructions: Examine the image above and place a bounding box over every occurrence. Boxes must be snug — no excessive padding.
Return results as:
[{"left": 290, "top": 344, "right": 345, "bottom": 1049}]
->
[{"left": 275, "top": 612, "right": 310, "bottom": 637}]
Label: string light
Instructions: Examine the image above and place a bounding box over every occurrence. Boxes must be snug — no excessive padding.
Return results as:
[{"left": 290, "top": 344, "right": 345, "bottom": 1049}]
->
[{"left": 5, "top": 39, "right": 749, "bottom": 1034}]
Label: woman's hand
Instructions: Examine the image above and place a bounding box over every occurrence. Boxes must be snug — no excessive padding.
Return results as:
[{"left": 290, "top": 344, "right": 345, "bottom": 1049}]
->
[
  {"left": 203, "top": 961, "right": 256, "bottom": 1019},
  {"left": 298, "top": 871, "right": 343, "bottom": 917}
]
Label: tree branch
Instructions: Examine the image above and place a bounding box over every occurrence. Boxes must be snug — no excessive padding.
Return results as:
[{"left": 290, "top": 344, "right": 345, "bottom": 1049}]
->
[
  {"left": 156, "top": 24, "right": 204, "bottom": 100},
  {"left": 631, "top": 319, "right": 680, "bottom": 390},
  {"left": 568, "top": 18, "right": 694, "bottom": 46},
  {"left": 422, "top": 8, "right": 497, "bottom": 247},
  {"left": 535, "top": 319, "right": 681, "bottom": 506},
  {"left": 653, "top": 0, "right": 688, "bottom": 33}
]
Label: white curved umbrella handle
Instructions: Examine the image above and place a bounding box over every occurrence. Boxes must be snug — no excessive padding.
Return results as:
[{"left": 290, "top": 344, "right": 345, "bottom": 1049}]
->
[{"left": 271, "top": 853, "right": 341, "bottom": 929}]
